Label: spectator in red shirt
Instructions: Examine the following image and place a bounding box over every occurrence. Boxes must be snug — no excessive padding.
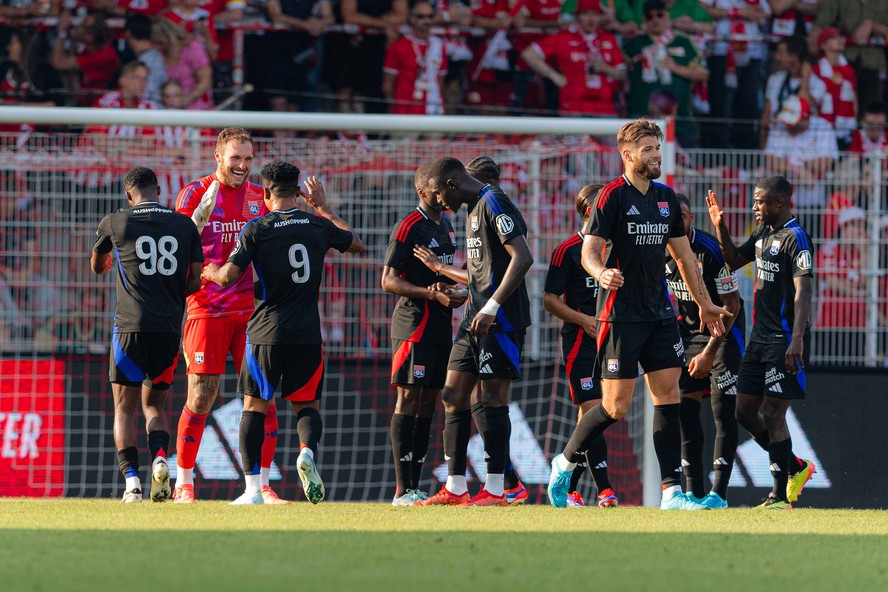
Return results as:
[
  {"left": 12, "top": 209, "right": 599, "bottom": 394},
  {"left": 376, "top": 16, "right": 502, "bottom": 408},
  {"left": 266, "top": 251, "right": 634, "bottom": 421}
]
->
[
  {"left": 465, "top": 0, "right": 514, "bottom": 113},
  {"left": 848, "top": 101, "right": 888, "bottom": 155},
  {"left": 812, "top": 27, "right": 858, "bottom": 148},
  {"left": 383, "top": 1, "right": 447, "bottom": 115},
  {"left": 520, "top": 0, "right": 626, "bottom": 116},
  {"left": 512, "top": 0, "right": 563, "bottom": 113},
  {"left": 51, "top": 12, "right": 121, "bottom": 106}
]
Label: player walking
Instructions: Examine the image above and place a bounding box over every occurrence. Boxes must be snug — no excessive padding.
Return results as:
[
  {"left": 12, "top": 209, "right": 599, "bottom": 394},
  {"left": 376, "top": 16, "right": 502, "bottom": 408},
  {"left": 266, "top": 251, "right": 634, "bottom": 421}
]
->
[
  {"left": 707, "top": 177, "right": 816, "bottom": 509},
  {"left": 665, "top": 193, "right": 744, "bottom": 509},
  {"left": 171, "top": 128, "right": 290, "bottom": 504},
  {"left": 547, "top": 119, "right": 731, "bottom": 510},
  {"left": 202, "top": 162, "right": 363, "bottom": 505},
  {"left": 417, "top": 157, "right": 533, "bottom": 506},
  {"left": 543, "top": 184, "right": 618, "bottom": 508},
  {"left": 382, "top": 164, "right": 466, "bottom": 506},
  {"left": 91, "top": 167, "right": 203, "bottom": 503}
]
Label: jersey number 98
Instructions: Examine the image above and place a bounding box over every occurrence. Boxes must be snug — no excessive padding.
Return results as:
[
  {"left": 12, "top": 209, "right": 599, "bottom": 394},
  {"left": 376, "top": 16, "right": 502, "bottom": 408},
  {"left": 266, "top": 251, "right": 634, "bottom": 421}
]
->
[
  {"left": 289, "top": 243, "right": 310, "bottom": 283},
  {"left": 136, "top": 235, "right": 179, "bottom": 276}
]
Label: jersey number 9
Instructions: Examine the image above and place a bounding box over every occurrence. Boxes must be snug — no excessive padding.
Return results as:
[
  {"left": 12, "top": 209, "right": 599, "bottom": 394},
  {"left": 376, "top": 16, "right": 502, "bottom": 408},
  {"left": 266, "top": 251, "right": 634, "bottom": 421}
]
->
[
  {"left": 136, "top": 235, "right": 179, "bottom": 276},
  {"left": 289, "top": 243, "right": 310, "bottom": 284}
]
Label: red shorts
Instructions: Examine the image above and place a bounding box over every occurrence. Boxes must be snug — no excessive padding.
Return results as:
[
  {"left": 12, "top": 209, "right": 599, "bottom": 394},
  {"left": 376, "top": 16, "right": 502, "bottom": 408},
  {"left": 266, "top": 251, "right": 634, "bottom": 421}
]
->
[{"left": 182, "top": 313, "right": 249, "bottom": 375}]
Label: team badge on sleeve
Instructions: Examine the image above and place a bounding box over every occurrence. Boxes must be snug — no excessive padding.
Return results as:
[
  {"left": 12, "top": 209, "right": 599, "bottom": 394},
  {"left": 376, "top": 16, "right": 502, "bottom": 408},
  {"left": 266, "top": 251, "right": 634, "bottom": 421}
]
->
[
  {"left": 413, "top": 365, "right": 425, "bottom": 378},
  {"left": 580, "top": 377, "right": 594, "bottom": 390},
  {"left": 607, "top": 359, "right": 619, "bottom": 373},
  {"left": 658, "top": 202, "right": 669, "bottom": 217}
]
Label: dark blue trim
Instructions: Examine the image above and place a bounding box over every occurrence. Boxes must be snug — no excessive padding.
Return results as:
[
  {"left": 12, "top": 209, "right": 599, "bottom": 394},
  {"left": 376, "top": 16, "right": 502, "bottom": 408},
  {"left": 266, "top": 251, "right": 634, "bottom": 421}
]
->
[
  {"left": 114, "top": 248, "right": 128, "bottom": 290},
  {"left": 237, "top": 216, "right": 260, "bottom": 241},
  {"left": 112, "top": 325, "right": 145, "bottom": 382},
  {"left": 494, "top": 332, "right": 521, "bottom": 373},
  {"left": 480, "top": 185, "right": 504, "bottom": 216},
  {"left": 796, "top": 368, "right": 807, "bottom": 391},
  {"left": 254, "top": 263, "right": 267, "bottom": 301},
  {"left": 651, "top": 181, "right": 671, "bottom": 189},
  {"left": 489, "top": 271, "right": 514, "bottom": 331},
  {"left": 695, "top": 232, "right": 724, "bottom": 264},
  {"left": 780, "top": 300, "right": 793, "bottom": 342},
  {"left": 730, "top": 325, "right": 746, "bottom": 356},
  {"left": 245, "top": 334, "right": 274, "bottom": 400}
]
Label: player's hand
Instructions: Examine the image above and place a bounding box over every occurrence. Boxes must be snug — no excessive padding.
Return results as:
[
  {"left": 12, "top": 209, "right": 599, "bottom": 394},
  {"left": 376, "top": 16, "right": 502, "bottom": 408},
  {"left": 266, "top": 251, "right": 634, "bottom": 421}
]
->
[
  {"left": 699, "top": 302, "right": 732, "bottom": 337},
  {"left": 688, "top": 351, "right": 714, "bottom": 379},
  {"left": 300, "top": 176, "right": 329, "bottom": 211},
  {"left": 430, "top": 286, "right": 467, "bottom": 309},
  {"left": 470, "top": 312, "right": 495, "bottom": 337},
  {"left": 705, "top": 189, "right": 724, "bottom": 229},
  {"left": 785, "top": 339, "right": 804, "bottom": 375},
  {"left": 598, "top": 268, "right": 624, "bottom": 290},
  {"left": 579, "top": 314, "right": 597, "bottom": 338},
  {"left": 413, "top": 245, "right": 442, "bottom": 272},
  {"left": 201, "top": 263, "right": 220, "bottom": 281},
  {"left": 550, "top": 72, "right": 568, "bottom": 88}
]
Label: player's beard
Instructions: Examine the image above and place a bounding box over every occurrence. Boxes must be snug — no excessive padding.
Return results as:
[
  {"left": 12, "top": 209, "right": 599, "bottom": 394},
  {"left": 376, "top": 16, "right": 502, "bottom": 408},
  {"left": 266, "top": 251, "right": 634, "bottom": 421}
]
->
[
  {"left": 632, "top": 157, "right": 661, "bottom": 180},
  {"left": 220, "top": 166, "right": 249, "bottom": 187}
]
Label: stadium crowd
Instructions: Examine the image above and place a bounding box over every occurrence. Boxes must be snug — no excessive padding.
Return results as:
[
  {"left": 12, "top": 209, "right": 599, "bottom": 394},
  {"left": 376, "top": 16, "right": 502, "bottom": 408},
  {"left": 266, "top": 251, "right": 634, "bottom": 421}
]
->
[{"left": 0, "top": 0, "right": 886, "bottom": 149}]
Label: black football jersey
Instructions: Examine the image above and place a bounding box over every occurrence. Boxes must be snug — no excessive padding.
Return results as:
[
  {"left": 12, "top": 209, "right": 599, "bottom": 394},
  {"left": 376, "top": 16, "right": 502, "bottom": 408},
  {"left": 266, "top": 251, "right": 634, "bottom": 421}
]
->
[
  {"left": 544, "top": 232, "right": 599, "bottom": 337},
  {"left": 384, "top": 207, "right": 457, "bottom": 344},
  {"left": 582, "top": 175, "right": 685, "bottom": 323},
  {"left": 229, "top": 208, "right": 354, "bottom": 345},
  {"left": 665, "top": 228, "right": 746, "bottom": 339},
  {"left": 93, "top": 202, "right": 203, "bottom": 334},
  {"left": 463, "top": 185, "right": 531, "bottom": 333},
  {"left": 736, "top": 218, "right": 814, "bottom": 344}
]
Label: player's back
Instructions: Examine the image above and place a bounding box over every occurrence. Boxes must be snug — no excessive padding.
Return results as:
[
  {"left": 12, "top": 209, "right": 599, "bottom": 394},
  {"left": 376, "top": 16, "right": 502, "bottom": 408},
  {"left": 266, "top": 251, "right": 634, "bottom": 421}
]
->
[
  {"left": 234, "top": 208, "right": 354, "bottom": 345},
  {"left": 99, "top": 202, "right": 202, "bottom": 333}
]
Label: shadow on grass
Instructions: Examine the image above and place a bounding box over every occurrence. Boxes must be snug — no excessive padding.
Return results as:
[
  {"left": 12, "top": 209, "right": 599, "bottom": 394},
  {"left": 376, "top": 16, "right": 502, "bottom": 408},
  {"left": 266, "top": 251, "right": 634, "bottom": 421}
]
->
[{"left": 1, "top": 530, "right": 887, "bottom": 592}]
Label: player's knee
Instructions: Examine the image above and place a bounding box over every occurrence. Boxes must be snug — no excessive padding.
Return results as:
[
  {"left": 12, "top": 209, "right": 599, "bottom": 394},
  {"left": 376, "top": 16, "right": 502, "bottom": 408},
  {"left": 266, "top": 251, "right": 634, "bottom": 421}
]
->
[
  {"left": 760, "top": 402, "right": 786, "bottom": 430},
  {"left": 395, "top": 388, "right": 421, "bottom": 415},
  {"left": 603, "top": 397, "right": 629, "bottom": 420},
  {"left": 441, "top": 388, "right": 467, "bottom": 412}
]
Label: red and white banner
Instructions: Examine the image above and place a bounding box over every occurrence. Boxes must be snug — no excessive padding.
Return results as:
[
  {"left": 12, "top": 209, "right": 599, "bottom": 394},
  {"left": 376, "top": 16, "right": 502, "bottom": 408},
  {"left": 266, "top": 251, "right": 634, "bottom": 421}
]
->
[{"left": 0, "top": 359, "right": 66, "bottom": 497}]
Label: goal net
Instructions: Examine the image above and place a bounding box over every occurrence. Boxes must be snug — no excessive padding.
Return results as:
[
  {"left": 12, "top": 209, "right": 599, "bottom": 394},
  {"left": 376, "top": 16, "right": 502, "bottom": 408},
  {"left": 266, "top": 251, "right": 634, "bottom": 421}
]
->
[{"left": 0, "top": 109, "right": 671, "bottom": 504}]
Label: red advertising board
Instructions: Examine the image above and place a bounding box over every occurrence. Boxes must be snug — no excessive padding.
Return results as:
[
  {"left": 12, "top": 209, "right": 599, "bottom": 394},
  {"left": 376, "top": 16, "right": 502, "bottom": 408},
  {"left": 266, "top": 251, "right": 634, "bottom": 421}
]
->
[{"left": 0, "top": 359, "right": 66, "bottom": 497}]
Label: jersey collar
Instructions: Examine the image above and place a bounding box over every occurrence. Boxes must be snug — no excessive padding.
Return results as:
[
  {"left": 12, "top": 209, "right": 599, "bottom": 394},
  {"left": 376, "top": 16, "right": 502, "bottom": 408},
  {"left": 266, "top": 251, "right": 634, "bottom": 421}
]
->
[
  {"left": 689, "top": 228, "right": 696, "bottom": 243},
  {"left": 273, "top": 207, "right": 299, "bottom": 213},
  {"left": 415, "top": 206, "right": 430, "bottom": 220},
  {"left": 135, "top": 201, "right": 160, "bottom": 207},
  {"left": 782, "top": 217, "right": 797, "bottom": 228}
]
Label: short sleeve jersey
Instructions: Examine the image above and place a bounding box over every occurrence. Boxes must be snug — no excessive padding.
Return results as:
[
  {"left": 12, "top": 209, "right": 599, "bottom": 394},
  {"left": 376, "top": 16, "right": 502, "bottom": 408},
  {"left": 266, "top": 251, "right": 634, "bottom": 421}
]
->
[
  {"left": 545, "top": 232, "right": 599, "bottom": 337},
  {"left": 93, "top": 202, "right": 204, "bottom": 334},
  {"left": 736, "top": 218, "right": 814, "bottom": 344},
  {"left": 175, "top": 173, "right": 267, "bottom": 319},
  {"left": 664, "top": 227, "right": 746, "bottom": 338},
  {"left": 384, "top": 207, "right": 457, "bottom": 344},
  {"left": 464, "top": 185, "right": 531, "bottom": 333},
  {"left": 582, "top": 175, "right": 685, "bottom": 323},
  {"left": 228, "top": 208, "right": 353, "bottom": 345}
]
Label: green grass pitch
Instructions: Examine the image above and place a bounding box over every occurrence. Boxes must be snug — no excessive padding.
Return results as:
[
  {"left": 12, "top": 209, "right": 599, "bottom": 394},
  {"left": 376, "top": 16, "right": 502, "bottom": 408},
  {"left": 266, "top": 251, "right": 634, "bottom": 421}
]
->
[{"left": 2, "top": 500, "right": 887, "bottom": 592}]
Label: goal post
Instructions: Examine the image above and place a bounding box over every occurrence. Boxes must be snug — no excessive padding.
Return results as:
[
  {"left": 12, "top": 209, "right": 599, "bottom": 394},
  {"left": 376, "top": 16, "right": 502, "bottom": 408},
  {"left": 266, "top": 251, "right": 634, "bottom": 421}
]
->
[{"left": 0, "top": 108, "right": 673, "bottom": 505}]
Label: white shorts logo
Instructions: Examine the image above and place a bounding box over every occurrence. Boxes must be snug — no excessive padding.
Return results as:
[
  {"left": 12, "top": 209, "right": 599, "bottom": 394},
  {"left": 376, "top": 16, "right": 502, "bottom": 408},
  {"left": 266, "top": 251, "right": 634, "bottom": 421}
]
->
[
  {"left": 796, "top": 250, "right": 812, "bottom": 270},
  {"left": 607, "top": 358, "right": 619, "bottom": 373},
  {"left": 413, "top": 365, "right": 425, "bottom": 378},
  {"left": 495, "top": 214, "right": 514, "bottom": 235},
  {"left": 194, "top": 352, "right": 204, "bottom": 365},
  {"left": 580, "top": 377, "right": 593, "bottom": 390}
]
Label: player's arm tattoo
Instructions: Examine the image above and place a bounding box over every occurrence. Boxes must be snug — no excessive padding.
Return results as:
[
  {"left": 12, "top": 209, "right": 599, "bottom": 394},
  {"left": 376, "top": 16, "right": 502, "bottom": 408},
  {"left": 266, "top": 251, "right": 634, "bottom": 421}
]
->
[
  {"left": 668, "top": 237, "right": 714, "bottom": 308},
  {"left": 580, "top": 235, "right": 607, "bottom": 280}
]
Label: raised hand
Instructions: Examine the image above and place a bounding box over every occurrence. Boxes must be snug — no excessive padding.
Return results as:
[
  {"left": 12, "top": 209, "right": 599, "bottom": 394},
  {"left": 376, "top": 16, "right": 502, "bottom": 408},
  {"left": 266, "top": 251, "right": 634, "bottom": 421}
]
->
[
  {"left": 705, "top": 189, "right": 724, "bottom": 229},
  {"left": 300, "top": 176, "right": 328, "bottom": 211}
]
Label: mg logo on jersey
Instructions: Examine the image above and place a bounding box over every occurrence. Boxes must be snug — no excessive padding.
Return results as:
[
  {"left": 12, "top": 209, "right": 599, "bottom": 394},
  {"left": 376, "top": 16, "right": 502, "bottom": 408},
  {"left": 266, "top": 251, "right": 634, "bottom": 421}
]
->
[
  {"left": 770, "top": 240, "right": 780, "bottom": 255},
  {"left": 471, "top": 216, "right": 479, "bottom": 231},
  {"left": 413, "top": 365, "right": 425, "bottom": 378},
  {"left": 496, "top": 215, "right": 514, "bottom": 235},
  {"left": 580, "top": 377, "right": 593, "bottom": 390},
  {"left": 607, "top": 358, "right": 619, "bottom": 373},
  {"left": 797, "top": 250, "right": 812, "bottom": 270},
  {"left": 249, "top": 203, "right": 260, "bottom": 215},
  {"left": 658, "top": 202, "right": 669, "bottom": 217},
  {"left": 194, "top": 352, "right": 204, "bottom": 365}
]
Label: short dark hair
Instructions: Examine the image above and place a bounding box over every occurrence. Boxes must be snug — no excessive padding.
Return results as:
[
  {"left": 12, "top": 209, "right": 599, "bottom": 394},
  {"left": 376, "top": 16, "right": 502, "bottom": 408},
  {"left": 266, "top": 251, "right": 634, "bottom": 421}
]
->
[
  {"left": 643, "top": 0, "right": 667, "bottom": 17},
  {"left": 465, "top": 156, "right": 500, "bottom": 185},
  {"left": 124, "top": 166, "right": 158, "bottom": 194},
  {"left": 755, "top": 175, "right": 793, "bottom": 202},
  {"left": 427, "top": 157, "right": 466, "bottom": 185},
  {"left": 260, "top": 161, "right": 301, "bottom": 198},
  {"left": 778, "top": 36, "right": 808, "bottom": 62},
  {"left": 676, "top": 193, "right": 691, "bottom": 209},
  {"left": 125, "top": 14, "right": 152, "bottom": 41},
  {"left": 576, "top": 184, "right": 603, "bottom": 219},
  {"left": 120, "top": 59, "right": 147, "bottom": 78},
  {"left": 863, "top": 100, "right": 886, "bottom": 116}
]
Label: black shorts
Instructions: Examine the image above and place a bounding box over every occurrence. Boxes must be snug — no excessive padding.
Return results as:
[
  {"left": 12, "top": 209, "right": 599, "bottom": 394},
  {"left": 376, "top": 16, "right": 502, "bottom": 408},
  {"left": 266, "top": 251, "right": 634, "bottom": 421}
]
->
[
  {"left": 596, "top": 318, "right": 685, "bottom": 379},
  {"left": 239, "top": 342, "right": 324, "bottom": 402},
  {"left": 448, "top": 327, "right": 524, "bottom": 380},
  {"left": 737, "top": 336, "right": 810, "bottom": 400},
  {"left": 679, "top": 329, "right": 744, "bottom": 396},
  {"left": 562, "top": 331, "right": 601, "bottom": 405},
  {"left": 110, "top": 328, "right": 180, "bottom": 390},
  {"left": 391, "top": 340, "right": 451, "bottom": 389}
]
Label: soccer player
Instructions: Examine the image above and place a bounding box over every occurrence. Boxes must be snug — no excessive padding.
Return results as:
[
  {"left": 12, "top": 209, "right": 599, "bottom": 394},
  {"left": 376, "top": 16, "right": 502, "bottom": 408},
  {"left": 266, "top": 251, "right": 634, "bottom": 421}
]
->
[
  {"left": 707, "top": 177, "right": 816, "bottom": 509},
  {"left": 172, "top": 127, "right": 286, "bottom": 504},
  {"left": 417, "top": 157, "right": 533, "bottom": 506},
  {"left": 665, "top": 193, "right": 744, "bottom": 509},
  {"left": 547, "top": 119, "right": 731, "bottom": 510},
  {"left": 91, "top": 167, "right": 203, "bottom": 503},
  {"left": 202, "top": 162, "right": 363, "bottom": 505},
  {"left": 543, "top": 184, "right": 618, "bottom": 508},
  {"left": 382, "top": 164, "right": 465, "bottom": 506}
]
